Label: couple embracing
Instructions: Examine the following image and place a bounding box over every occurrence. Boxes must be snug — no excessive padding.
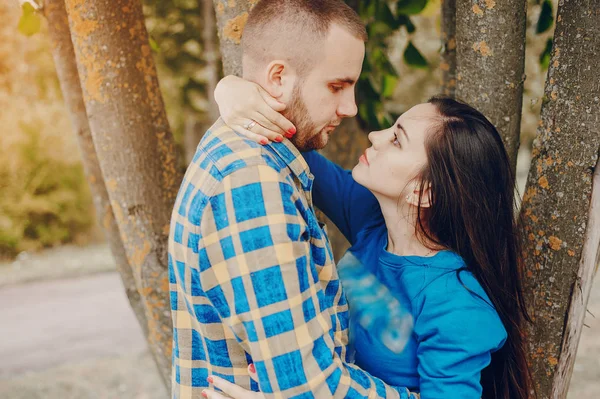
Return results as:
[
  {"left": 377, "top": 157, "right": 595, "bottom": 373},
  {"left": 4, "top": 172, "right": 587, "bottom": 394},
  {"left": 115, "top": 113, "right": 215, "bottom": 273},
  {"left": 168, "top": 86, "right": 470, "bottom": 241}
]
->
[{"left": 168, "top": 0, "right": 532, "bottom": 398}]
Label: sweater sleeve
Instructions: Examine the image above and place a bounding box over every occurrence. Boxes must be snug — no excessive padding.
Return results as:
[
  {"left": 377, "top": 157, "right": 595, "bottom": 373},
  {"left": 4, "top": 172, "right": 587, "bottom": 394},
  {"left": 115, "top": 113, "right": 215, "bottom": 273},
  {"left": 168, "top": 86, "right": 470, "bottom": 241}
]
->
[
  {"left": 302, "top": 151, "right": 380, "bottom": 245},
  {"left": 413, "top": 279, "right": 507, "bottom": 398}
]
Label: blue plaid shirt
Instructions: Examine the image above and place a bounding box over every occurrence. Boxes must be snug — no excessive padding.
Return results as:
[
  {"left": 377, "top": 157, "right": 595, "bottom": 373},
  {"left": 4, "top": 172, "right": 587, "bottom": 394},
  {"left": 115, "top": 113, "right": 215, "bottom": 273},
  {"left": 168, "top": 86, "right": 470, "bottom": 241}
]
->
[{"left": 168, "top": 119, "right": 416, "bottom": 398}]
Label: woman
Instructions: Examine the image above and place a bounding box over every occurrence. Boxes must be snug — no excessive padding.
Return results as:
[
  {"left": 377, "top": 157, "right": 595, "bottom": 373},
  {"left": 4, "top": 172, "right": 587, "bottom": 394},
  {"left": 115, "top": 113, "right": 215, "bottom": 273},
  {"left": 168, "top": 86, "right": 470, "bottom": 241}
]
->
[{"left": 203, "top": 76, "right": 532, "bottom": 398}]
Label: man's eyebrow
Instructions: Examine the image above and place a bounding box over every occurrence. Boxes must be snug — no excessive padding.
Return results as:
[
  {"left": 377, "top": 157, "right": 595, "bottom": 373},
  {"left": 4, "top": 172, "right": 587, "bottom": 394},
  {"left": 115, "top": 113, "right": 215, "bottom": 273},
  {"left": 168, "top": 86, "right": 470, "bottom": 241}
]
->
[
  {"left": 329, "top": 78, "right": 356, "bottom": 85},
  {"left": 397, "top": 122, "right": 410, "bottom": 141}
]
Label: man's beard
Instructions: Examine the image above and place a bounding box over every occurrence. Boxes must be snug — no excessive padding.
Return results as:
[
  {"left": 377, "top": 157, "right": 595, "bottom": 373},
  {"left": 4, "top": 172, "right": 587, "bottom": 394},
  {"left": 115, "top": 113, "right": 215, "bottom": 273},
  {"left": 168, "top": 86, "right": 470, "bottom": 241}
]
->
[{"left": 282, "top": 83, "right": 328, "bottom": 151}]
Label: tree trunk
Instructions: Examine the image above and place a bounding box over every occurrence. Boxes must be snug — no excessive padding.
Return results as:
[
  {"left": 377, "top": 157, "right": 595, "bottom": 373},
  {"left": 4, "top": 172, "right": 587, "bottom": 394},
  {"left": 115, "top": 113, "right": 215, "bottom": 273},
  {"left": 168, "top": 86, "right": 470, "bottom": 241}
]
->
[
  {"left": 183, "top": 0, "right": 222, "bottom": 164},
  {"left": 183, "top": 106, "right": 204, "bottom": 163},
  {"left": 319, "top": 117, "right": 370, "bottom": 262},
  {"left": 440, "top": 0, "right": 457, "bottom": 97},
  {"left": 455, "top": 0, "right": 527, "bottom": 170},
  {"left": 42, "top": 0, "right": 149, "bottom": 339},
  {"left": 203, "top": 0, "right": 221, "bottom": 121},
  {"left": 64, "top": 0, "right": 183, "bottom": 387},
  {"left": 212, "top": 0, "right": 256, "bottom": 76},
  {"left": 519, "top": 0, "right": 600, "bottom": 396}
]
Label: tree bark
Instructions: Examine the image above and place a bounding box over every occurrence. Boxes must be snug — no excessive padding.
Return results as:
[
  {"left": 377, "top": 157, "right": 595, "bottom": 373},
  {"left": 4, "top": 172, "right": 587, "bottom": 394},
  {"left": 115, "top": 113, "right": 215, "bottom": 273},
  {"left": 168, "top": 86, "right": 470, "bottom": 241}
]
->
[
  {"left": 203, "top": 0, "right": 221, "bottom": 121},
  {"left": 455, "top": 0, "right": 527, "bottom": 171},
  {"left": 440, "top": 0, "right": 457, "bottom": 97},
  {"left": 64, "top": 0, "right": 183, "bottom": 387},
  {"left": 184, "top": 0, "right": 222, "bottom": 164},
  {"left": 212, "top": 0, "right": 256, "bottom": 76},
  {"left": 42, "top": 0, "right": 149, "bottom": 339},
  {"left": 519, "top": 1, "right": 600, "bottom": 396},
  {"left": 552, "top": 166, "right": 600, "bottom": 398}
]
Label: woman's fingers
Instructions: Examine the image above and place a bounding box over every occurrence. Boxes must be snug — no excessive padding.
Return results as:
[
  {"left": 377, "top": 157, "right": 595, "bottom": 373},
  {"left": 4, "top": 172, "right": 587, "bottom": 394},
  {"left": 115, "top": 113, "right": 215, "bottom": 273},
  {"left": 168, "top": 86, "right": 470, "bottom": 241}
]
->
[
  {"left": 232, "top": 125, "right": 272, "bottom": 145},
  {"left": 256, "top": 104, "right": 296, "bottom": 136},
  {"left": 252, "top": 111, "right": 287, "bottom": 136},
  {"left": 257, "top": 85, "right": 286, "bottom": 112},
  {"left": 202, "top": 389, "right": 228, "bottom": 399},
  {"left": 208, "top": 375, "right": 258, "bottom": 399},
  {"left": 248, "top": 364, "right": 259, "bottom": 383},
  {"left": 248, "top": 121, "right": 284, "bottom": 142}
]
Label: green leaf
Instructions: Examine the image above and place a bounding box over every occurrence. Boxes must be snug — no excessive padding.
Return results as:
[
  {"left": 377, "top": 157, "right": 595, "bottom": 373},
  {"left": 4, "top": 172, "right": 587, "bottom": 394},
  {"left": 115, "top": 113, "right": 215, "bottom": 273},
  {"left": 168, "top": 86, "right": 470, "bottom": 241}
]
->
[
  {"left": 396, "top": 0, "right": 428, "bottom": 16},
  {"left": 18, "top": 3, "right": 42, "bottom": 37},
  {"left": 403, "top": 41, "right": 428, "bottom": 68},
  {"left": 368, "top": 21, "right": 394, "bottom": 40},
  {"left": 375, "top": 3, "right": 401, "bottom": 30},
  {"left": 149, "top": 37, "right": 161, "bottom": 52},
  {"left": 536, "top": 0, "right": 554, "bottom": 34},
  {"left": 358, "top": 1, "right": 377, "bottom": 20},
  {"left": 381, "top": 75, "right": 399, "bottom": 98},
  {"left": 397, "top": 15, "right": 416, "bottom": 33},
  {"left": 539, "top": 38, "right": 553, "bottom": 69}
]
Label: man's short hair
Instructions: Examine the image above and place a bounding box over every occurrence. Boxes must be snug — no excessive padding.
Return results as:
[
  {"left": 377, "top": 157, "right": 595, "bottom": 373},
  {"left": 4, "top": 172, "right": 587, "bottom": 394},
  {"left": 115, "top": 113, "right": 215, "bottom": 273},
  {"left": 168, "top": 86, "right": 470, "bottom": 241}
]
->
[{"left": 242, "top": 0, "right": 367, "bottom": 78}]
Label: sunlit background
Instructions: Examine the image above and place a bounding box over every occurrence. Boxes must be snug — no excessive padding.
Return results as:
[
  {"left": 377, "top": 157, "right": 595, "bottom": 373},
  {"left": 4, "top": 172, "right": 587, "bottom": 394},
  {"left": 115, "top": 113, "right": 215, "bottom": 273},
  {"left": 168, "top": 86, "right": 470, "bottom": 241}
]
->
[{"left": 0, "top": 0, "right": 597, "bottom": 397}]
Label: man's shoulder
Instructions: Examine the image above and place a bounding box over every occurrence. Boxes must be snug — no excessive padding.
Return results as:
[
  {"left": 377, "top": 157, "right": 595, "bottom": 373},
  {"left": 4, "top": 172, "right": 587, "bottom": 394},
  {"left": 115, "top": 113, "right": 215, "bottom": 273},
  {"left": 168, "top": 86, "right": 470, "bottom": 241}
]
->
[
  {"left": 174, "top": 119, "right": 301, "bottom": 227},
  {"left": 191, "top": 118, "right": 288, "bottom": 183}
]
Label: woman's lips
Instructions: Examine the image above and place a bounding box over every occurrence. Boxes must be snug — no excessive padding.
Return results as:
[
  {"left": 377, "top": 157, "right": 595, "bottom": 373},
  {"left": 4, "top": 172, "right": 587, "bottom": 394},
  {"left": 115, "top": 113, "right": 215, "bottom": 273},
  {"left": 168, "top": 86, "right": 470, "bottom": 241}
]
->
[{"left": 359, "top": 150, "right": 369, "bottom": 165}]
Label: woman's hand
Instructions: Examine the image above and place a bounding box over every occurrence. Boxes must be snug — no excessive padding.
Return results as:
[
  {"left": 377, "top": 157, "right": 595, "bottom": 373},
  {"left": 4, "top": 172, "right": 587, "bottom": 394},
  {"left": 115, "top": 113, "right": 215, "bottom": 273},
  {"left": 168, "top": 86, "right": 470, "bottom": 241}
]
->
[
  {"left": 202, "top": 364, "right": 264, "bottom": 399},
  {"left": 214, "top": 75, "right": 296, "bottom": 145}
]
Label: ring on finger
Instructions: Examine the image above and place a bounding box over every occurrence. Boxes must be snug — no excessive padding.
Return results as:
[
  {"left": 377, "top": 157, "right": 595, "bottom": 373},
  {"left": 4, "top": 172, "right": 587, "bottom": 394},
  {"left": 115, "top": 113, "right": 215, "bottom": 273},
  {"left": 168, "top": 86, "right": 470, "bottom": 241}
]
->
[{"left": 244, "top": 120, "right": 258, "bottom": 131}]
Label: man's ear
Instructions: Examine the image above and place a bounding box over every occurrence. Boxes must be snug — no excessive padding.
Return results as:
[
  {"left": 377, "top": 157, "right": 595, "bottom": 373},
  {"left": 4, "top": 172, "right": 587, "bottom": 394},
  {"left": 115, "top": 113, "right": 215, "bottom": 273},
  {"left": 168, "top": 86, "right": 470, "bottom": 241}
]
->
[
  {"left": 263, "top": 60, "right": 296, "bottom": 103},
  {"left": 406, "top": 182, "right": 432, "bottom": 208}
]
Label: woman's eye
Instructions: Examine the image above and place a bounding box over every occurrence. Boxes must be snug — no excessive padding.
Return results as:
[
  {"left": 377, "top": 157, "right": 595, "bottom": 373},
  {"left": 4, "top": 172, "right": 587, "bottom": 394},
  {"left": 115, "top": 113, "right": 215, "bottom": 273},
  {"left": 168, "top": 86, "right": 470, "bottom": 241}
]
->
[
  {"left": 393, "top": 136, "right": 402, "bottom": 148},
  {"left": 330, "top": 86, "right": 343, "bottom": 93}
]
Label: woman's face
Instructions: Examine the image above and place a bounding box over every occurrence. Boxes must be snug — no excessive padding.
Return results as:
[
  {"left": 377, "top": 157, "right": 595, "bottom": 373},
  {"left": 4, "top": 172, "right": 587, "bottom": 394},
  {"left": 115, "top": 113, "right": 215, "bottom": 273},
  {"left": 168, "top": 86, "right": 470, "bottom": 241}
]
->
[{"left": 352, "top": 103, "right": 438, "bottom": 201}]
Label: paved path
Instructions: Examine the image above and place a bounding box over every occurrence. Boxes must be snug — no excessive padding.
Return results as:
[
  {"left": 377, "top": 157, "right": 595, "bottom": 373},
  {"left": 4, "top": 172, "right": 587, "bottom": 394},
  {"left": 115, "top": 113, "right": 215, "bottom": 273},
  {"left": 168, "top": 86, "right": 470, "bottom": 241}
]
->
[
  {"left": 0, "top": 267, "right": 598, "bottom": 398},
  {"left": 0, "top": 272, "right": 147, "bottom": 378}
]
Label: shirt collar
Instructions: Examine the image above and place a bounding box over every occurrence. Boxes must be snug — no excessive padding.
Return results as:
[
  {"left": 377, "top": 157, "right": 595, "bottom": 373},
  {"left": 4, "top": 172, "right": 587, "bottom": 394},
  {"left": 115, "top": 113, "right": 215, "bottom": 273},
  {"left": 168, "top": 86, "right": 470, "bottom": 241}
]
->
[{"left": 266, "top": 139, "right": 313, "bottom": 190}]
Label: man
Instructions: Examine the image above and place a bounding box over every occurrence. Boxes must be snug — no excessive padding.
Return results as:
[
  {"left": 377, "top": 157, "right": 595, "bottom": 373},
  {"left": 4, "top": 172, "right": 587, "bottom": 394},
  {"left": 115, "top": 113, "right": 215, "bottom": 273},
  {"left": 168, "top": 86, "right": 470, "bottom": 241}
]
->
[{"left": 168, "top": 1, "right": 415, "bottom": 397}]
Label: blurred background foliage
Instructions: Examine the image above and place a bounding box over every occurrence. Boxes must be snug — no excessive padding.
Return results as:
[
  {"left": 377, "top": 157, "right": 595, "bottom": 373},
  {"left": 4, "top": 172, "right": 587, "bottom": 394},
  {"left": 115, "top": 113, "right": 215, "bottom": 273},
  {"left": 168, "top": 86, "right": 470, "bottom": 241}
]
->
[{"left": 1, "top": 0, "right": 556, "bottom": 259}]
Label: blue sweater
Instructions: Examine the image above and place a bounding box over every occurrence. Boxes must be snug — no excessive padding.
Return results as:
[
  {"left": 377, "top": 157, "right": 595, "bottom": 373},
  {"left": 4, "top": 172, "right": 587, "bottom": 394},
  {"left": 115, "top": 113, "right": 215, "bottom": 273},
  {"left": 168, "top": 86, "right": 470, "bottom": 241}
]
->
[{"left": 303, "top": 151, "right": 507, "bottom": 398}]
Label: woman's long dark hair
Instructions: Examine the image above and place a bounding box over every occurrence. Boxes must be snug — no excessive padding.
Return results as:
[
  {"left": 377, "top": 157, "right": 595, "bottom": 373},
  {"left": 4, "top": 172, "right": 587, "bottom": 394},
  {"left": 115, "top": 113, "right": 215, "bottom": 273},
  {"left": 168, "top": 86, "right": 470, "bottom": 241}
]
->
[{"left": 414, "top": 96, "right": 533, "bottom": 399}]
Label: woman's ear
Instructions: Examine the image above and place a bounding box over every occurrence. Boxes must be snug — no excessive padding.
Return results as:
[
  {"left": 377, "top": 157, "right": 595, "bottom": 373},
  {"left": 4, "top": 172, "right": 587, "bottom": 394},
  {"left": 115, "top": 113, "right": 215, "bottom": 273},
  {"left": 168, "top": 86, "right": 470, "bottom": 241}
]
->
[
  {"left": 406, "top": 182, "right": 432, "bottom": 208},
  {"left": 263, "top": 60, "right": 295, "bottom": 102}
]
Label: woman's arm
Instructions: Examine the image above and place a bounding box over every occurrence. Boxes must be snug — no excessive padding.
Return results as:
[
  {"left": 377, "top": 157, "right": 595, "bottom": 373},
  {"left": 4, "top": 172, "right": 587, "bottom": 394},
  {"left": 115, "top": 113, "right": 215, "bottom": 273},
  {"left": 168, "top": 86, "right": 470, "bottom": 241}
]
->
[
  {"left": 415, "top": 281, "right": 508, "bottom": 398},
  {"left": 304, "top": 150, "right": 381, "bottom": 245},
  {"left": 214, "top": 75, "right": 381, "bottom": 244}
]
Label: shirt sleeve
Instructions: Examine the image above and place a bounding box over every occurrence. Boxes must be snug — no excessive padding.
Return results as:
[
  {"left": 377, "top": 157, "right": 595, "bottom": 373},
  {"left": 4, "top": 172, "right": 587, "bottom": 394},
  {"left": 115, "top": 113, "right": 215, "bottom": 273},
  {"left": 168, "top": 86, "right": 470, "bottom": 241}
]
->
[
  {"left": 302, "top": 151, "right": 381, "bottom": 245},
  {"left": 197, "top": 164, "right": 414, "bottom": 398},
  {"left": 414, "top": 288, "right": 508, "bottom": 398}
]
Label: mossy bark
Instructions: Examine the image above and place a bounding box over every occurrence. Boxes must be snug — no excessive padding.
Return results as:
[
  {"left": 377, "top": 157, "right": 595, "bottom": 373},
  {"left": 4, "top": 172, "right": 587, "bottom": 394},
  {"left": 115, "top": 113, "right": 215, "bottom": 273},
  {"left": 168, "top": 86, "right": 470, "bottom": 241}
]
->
[
  {"left": 64, "top": 0, "right": 183, "bottom": 387},
  {"left": 42, "top": 0, "right": 148, "bottom": 337},
  {"left": 519, "top": 1, "right": 600, "bottom": 397},
  {"left": 455, "top": 0, "right": 527, "bottom": 171}
]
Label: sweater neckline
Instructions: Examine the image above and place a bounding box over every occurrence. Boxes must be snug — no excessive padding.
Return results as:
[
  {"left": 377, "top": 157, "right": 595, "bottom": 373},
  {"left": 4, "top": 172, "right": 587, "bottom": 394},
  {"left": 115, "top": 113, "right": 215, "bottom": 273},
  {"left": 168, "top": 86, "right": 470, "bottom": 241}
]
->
[{"left": 379, "top": 237, "right": 462, "bottom": 269}]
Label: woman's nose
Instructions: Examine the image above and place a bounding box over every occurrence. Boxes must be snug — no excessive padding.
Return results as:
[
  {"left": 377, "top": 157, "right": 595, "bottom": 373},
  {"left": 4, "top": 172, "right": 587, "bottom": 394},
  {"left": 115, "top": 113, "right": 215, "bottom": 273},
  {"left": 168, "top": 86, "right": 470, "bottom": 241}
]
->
[{"left": 368, "top": 129, "right": 386, "bottom": 149}]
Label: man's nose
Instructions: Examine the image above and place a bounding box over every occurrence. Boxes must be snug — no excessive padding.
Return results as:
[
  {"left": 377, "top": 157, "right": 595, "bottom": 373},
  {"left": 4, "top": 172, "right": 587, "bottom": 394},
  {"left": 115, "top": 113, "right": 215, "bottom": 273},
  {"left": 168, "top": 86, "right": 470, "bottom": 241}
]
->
[{"left": 337, "top": 89, "right": 358, "bottom": 118}]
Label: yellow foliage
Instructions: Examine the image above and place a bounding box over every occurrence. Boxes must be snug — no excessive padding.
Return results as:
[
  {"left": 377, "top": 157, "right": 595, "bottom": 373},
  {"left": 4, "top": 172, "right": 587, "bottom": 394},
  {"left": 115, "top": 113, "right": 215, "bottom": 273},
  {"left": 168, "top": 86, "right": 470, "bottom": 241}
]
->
[{"left": 0, "top": 3, "right": 94, "bottom": 259}]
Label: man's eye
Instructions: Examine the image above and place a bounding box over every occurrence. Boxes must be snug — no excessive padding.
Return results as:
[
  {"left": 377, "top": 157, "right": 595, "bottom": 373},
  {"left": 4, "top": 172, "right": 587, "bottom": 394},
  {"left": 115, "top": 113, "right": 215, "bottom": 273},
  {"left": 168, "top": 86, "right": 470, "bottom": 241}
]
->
[{"left": 330, "top": 86, "right": 343, "bottom": 93}]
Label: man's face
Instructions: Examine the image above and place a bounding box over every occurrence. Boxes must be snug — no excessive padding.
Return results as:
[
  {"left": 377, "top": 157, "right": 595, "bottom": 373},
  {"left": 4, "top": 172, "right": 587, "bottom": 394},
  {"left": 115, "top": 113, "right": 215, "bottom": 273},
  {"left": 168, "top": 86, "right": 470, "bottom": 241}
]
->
[{"left": 284, "top": 24, "right": 365, "bottom": 151}]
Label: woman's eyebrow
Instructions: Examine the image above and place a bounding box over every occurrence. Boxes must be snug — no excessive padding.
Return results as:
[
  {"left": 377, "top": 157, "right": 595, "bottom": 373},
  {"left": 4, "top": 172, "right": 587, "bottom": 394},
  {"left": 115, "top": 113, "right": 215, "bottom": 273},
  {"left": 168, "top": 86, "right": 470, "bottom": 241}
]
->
[{"left": 396, "top": 122, "right": 410, "bottom": 142}]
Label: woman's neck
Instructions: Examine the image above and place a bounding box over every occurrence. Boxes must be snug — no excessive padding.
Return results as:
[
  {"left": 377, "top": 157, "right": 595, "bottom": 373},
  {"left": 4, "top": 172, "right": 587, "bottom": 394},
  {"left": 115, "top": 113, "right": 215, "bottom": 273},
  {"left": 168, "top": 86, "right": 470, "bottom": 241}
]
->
[{"left": 376, "top": 196, "right": 437, "bottom": 257}]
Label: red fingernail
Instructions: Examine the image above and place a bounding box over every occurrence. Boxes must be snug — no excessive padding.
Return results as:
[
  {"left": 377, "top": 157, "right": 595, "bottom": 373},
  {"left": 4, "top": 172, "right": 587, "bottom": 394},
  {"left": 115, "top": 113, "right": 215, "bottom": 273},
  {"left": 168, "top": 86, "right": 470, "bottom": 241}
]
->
[
  {"left": 275, "top": 136, "right": 283, "bottom": 142},
  {"left": 202, "top": 390, "right": 208, "bottom": 398},
  {"left": 285, "top": 133, "right": 293, "bottom": 139},
  {"left": 249, "top": 363, "right": 256, "bottom": 373},
  {"left": 260, "top": 138, "right": 268, "bottom": 145},
  {"left": 207, "top": 376, "right": 214, "bottom": 383},
  {"left": 288, "top": 127, "right": 296, "bottom": 135}
]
